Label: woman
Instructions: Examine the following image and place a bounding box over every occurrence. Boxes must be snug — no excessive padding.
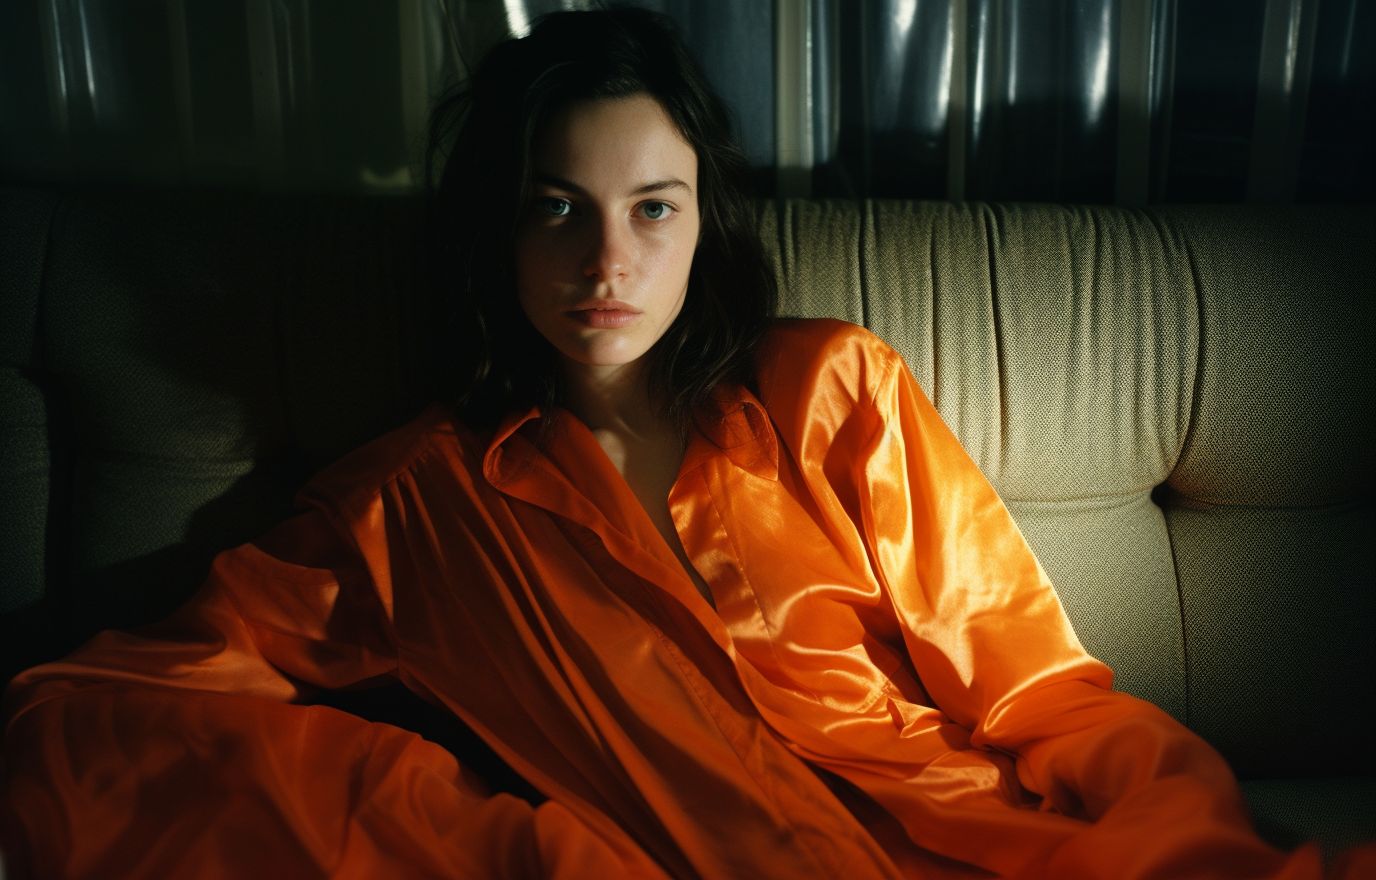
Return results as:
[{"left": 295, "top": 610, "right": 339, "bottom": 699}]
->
[{"left": 2, "top": 8, "right": 1369, "bottom": 879}]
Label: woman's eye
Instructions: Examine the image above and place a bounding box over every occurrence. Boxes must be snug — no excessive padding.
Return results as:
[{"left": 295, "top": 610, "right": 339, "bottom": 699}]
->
[
  {"left": 638, "top": 201, "right": 674, "bottom": 221},
  {"left": 536, "top": 197, "right": 572, "bottom": 217}
]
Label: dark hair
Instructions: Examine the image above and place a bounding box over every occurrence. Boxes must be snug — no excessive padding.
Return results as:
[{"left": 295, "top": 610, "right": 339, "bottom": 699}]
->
[{"left": 426, "top": 6, "right": 777, "bottom": 434}]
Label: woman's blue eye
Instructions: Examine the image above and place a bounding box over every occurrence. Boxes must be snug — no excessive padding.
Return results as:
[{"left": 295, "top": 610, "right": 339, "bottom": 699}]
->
[
  {"left": 640, "top": 201, "right": 673, "bottom": 220},
  {"left": 537, "top": 197, "right": 571, "bottom": 217}
]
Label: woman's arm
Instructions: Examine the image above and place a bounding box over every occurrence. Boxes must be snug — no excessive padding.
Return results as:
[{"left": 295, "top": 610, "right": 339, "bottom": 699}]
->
[
  {"left": 1, "top": 504, "right": 662, "bottom": 879},
  {"left": 840, "top": 336, "right": 1354, "bottom": 877}
]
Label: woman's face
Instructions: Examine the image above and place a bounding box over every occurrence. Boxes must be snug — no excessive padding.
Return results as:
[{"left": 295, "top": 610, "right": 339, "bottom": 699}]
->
[{"left": 514, "top": 93, "right": 701, "bottom": 382}]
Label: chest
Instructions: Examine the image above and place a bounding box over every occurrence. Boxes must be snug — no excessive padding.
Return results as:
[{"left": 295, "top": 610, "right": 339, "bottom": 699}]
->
[
  {"left": 595, "top": 428, "right": 716, "bottom": 606},
  {"left": 456, "top": 412, "right": 915, "bottom": 710}
]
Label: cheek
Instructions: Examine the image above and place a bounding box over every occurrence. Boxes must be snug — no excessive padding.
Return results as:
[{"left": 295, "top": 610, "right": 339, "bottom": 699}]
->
[
  {"left": 513, "top": 232, "right": 555, "bottom": 308},
  {"left": 660, "top": 219, "right": 702, "bottom": 278},
  {"left": 516, "top": 229, "right": 582, "bottom": 287}
]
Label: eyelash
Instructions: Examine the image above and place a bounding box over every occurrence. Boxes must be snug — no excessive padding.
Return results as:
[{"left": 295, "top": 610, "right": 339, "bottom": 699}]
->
[
  {"left": 537, "top": 197, "right": 572, "bottom": 217},
  {"left": 533, "top": 197, "right": 676, "bottom": 221},
  {"left": 638, "top": 201, "right": 674, "bottom": 220}
]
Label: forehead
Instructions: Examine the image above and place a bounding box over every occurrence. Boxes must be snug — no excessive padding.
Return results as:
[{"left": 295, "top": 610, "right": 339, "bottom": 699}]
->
[{"left": 532, "top": 94, "right": 697, "bottom": 188}]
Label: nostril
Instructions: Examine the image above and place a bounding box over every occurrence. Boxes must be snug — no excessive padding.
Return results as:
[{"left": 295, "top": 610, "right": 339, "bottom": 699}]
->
[{"left": 581, "top": 226, "right": 631, "bottom": 279}]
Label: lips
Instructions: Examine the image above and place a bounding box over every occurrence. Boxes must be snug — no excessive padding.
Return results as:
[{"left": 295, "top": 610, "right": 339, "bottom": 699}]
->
[{"left": 567, "top": 299, "right": 642, "bottom": 329}]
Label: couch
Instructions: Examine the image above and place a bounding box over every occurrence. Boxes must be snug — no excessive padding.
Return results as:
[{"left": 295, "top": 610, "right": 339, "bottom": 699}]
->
[{"left": 2, "top": 187, "right": 1372, "bottom": 854}]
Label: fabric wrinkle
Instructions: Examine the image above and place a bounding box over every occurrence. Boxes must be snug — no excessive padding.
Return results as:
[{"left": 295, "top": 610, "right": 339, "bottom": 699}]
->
[{"left": 2, "top": 318, "right": 1362, "bottom": 879}]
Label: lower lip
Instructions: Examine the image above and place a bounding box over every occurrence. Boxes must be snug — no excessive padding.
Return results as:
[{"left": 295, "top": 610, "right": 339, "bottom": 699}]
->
[{"left": 569, "top": 309, "right": 641, "bottom": 329}]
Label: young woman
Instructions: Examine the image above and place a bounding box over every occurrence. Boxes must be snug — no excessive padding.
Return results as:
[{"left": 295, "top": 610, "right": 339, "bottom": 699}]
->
[{"left": 2, "top": 8, "right": 1370, "bottom": 879}]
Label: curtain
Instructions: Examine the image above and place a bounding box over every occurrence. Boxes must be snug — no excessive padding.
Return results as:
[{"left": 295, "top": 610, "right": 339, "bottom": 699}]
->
[{"left": 1, "top": 0, "right": 1371, "bottom": 203}]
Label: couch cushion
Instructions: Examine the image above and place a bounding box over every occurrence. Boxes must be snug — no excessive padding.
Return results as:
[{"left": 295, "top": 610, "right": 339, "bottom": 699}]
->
[
  {"left": 0, "top": 188, "right": 56, "bottom": 615},
  {"left": 33, "top": 191, "right": 429, "bottom": 639},
  {"left": 1157, "top": 207, "right": 1376, "bottom": 778},
  {"left": 1168, "top": 504, "right": 1374, "bottom": 778},
  {"left": 1163, "top": 208, "right": 1374, "bottom": 508},
  {"left": 757, "top": 200, "right": 1195, "bottom": 719},
  {"left": 0, "top": 189, "right": 60, "bottom": 681},
  {"left": 7, "top": 191, "right": 1370, "bottom": 795},
  {"left": 1242, "top": 778, "right": 1376, "bottom": 857},
  {"left": 757, "top": 199, "right": 1375, "bottom": 782}
]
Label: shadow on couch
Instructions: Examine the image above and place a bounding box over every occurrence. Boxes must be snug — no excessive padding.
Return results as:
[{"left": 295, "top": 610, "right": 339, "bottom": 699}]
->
[{"left": 1, "top": 186, "right": 1372, "bottom": 856}]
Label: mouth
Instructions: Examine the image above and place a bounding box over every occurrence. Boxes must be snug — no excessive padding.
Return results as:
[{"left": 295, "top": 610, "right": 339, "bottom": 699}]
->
[{"left": 566, "top": 299, "right": 642, "bottom": 329}]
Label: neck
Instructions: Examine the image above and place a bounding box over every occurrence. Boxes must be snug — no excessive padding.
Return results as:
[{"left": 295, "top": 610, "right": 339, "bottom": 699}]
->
[{"left": 560, "top": 360, "right": 666, "bottom": 437}]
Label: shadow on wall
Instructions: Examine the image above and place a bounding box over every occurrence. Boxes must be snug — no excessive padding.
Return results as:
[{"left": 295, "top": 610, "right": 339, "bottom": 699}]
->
[{"left": 2, "top": 189, "right": 434, "bottom": 681}]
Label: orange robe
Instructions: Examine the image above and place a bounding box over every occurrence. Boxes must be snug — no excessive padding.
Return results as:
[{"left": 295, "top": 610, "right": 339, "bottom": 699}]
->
[{"left": 3, "top": 319, "right": 1370, "bottom": 878}]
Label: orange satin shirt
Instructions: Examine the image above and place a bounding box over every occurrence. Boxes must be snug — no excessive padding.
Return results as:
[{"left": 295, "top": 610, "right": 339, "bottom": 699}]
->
[{"left": 2, "top": 319, "right": 1367, "bottom": 878}]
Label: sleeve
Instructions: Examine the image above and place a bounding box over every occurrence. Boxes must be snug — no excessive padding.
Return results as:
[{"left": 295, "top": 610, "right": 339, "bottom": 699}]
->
[
  {"left": 843, "top": 345, "right": 1370, "bottom": 878},
  {"left": 0, "top": 503, "right": 665, "bottom": 879}
]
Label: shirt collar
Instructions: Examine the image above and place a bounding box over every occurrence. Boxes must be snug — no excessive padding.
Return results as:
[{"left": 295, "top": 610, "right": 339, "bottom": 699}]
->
[
  {"left": 482, "top": 384, "right": 779, "bottom": 488},
  {"left": 481, "top": 405, "right": 542, "bottom": 489},
  {"left": 691, "top": 384, "right": 779, "bottom": 481}
]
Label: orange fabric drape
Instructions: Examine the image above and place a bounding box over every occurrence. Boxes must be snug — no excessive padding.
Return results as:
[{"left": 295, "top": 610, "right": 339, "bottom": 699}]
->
[{"left": 3, "top": 318, "right": 1371, "bottom": 878}]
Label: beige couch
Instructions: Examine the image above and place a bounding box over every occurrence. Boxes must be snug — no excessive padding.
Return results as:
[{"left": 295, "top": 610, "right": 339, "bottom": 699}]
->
[{"left": 1, "top": 188, "right": 1371, "bottom": 853}]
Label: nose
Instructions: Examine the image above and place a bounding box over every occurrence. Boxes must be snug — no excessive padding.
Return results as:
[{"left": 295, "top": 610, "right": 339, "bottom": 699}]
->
[{"left": 581, "top": 217, "right": 631, "bottom": 282}]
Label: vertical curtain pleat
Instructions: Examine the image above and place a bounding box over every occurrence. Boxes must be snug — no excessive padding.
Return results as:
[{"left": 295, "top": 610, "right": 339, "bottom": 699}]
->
[{"left": 0, "top": 0, "right": 1369, "bottom": 202}]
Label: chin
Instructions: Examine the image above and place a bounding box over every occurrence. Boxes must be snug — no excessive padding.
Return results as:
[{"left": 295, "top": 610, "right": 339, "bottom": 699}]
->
[{"left": 560, "top": 345, "right": 649, "bottom": 371}]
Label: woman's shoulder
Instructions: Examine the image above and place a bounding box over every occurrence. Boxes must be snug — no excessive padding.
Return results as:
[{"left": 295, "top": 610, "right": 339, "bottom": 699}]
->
[
  {"left": 296, "top": 403, "right": 479, "bottom": 512},
  {"left": 759, "top": 317, "right": 903, "bottom": 368},
  {"left": 755, "top": 318, "right": 905, "bottom": 408}
]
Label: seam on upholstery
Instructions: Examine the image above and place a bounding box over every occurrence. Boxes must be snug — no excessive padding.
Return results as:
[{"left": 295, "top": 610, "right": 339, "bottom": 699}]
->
[
  {"left": 1165, "top": 482, "right": 1362, "bottom": 511},
  {"left": 37, "top": 193, "right": 71, "bottom": 620},
  {"left": 1002, "top": 489, "right": 1153, "bottom": 510},
  {"left": 1137, "top": 209, "right": 1181, "bottom": 482},
  {"left": 1140, "top": 209, "right": 1198, "bottom": 475},
  {"left": 1158, "top": 497, "right": 1190, "bottom": 729},
  {"left": 30, "top": 194, "right": 63, "bottom": 372},
  {"left": 778, "top": 198, "right": 791, "bottom": 311},
  {"left": 1150, "top": 493, "right": 1363, "bottom": 515},
  {"left": 1161, "top": 211, "right": 1205, "bottom": 729},
  {"left": 33, "top": 189, "right": 64, "bottom": 372},
  {"left": 30, "top": 189, "right": 61, "bottom": 380},
  {"left": 928, "top": 210, "right": 940, "bottom": 408},
  {"left": 1174, "top": 218, "right": 1206, "bottom": 481},
  {"left": 981, "top": 204, "right": 1008, "bottom": 474},
  {"left": 858, "top": 199, "right": 871, "bottom": 330},
  {"left": 1124, "top": 208, "right": 1191, "bottom": 728}
]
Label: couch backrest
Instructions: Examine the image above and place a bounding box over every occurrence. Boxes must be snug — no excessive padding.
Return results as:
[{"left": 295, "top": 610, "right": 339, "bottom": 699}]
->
[
  {"left": 761, "top": 201, "right": 1374, "bottom": 778},
  {"left": 2, "top": 189, "right": 1371, "bottom": 779},
  {"left": 1, "top": 189, "right": 432, "bottom": 670}
]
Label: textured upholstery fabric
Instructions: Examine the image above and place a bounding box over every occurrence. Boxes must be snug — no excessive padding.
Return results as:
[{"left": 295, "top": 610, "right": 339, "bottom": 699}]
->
[
  {"left": 758, "top": 202, "right": 1203, "bottom": 718},
  {"left": 1169, "top": 505, "right": 1372, "bottom": 777},
  {"left": 0, "top": 190, "right": 56, "bottom": 684},
  {"left": 0, "top": 189, "right": 53, "bottom": 605},
  {"left": 757, "top": 201, "right": 1375, "bottom": 784},
  {"left": 0, "top": 188, "right": 1370, "bottom": 850},
  {"left": 1, "top": 190, "right": 430, "bottom": 660},
  {"left": 1241, "top": 778, "right": 1376, "bottom": 856}
]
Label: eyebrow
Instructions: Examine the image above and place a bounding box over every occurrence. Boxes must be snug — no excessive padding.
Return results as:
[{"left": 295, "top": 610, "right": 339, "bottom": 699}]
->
[{"left": 534, "top": 173, "right": 693, "bottom": 198}]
